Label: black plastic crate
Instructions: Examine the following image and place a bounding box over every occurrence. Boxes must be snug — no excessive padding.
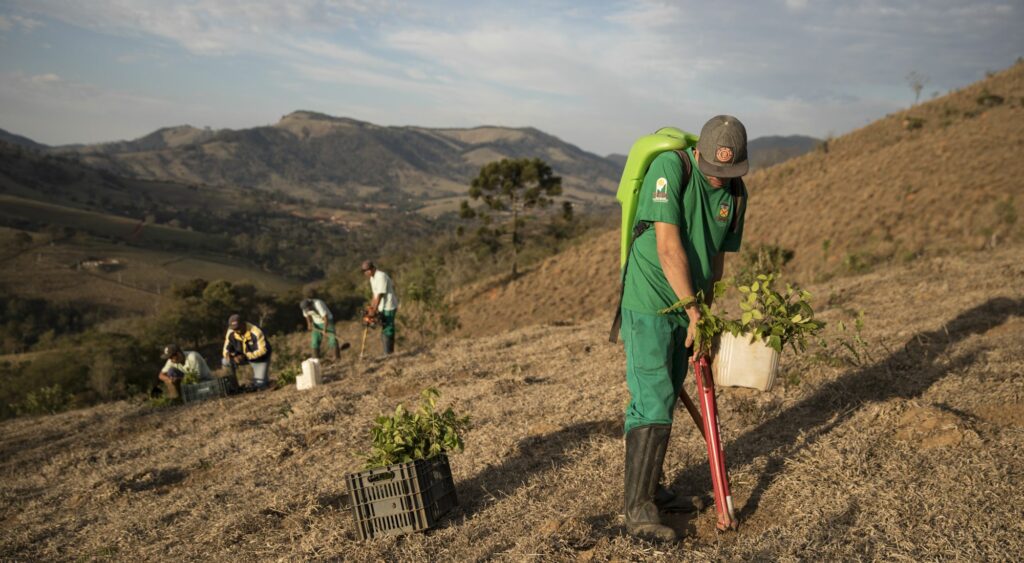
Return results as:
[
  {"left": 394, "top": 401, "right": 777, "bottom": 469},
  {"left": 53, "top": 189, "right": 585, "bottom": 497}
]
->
[
  {"left": 182, "top": 378, "right": 230, "bottom": 404},
  {"left": 345, "top": 454, "right": 458, "bottom": 540}
]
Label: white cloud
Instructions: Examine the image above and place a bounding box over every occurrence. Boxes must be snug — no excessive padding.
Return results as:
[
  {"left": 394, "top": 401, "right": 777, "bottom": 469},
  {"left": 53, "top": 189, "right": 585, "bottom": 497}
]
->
[
  {"left": 28, "top": 72, "right": 61, "bottom": 84},
  {"left": 604, "top": 0, "right": 685, "bottom": 29},
  {"left": 9, "top": 0, "right": 387, "bottom": 54},
  {"left": 785, "top": 0, "right": 809, "bottom": 10},
  {"left": 0, "top": 13, "right": 43, "bottom": 31}
]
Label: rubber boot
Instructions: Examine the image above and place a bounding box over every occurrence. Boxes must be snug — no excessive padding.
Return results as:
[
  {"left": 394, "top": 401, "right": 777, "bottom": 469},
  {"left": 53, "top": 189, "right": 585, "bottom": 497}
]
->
[
  {"left": 624, "top": 425, "right": 678, "bottom": 542},
  {"left": 329, "top": 342, "right": 340, "bottom": 360},
  {"left": 382, "top": 334, "right": 395, "bottom": 355},
  {"left": 655, "top": 482, "right": 704, "bottom": 513}
]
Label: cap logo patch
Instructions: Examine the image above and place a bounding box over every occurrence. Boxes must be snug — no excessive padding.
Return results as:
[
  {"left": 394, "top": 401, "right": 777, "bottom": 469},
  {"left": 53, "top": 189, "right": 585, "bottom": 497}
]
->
[
  {"left": 716, "top": 146, "right": 734, "bottom": 163},
  {"left": 653, "top": 177, "right": 669, "bottom": 202}
]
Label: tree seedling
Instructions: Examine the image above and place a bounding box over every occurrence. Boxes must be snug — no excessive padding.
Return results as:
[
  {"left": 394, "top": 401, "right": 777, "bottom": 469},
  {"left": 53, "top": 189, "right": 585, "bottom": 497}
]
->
[
  {"left": 362, "top": 388, "right": 471, "bottom": 469},
  {"left": 660, "top": 274, "right": 824, "bottom": 355}
]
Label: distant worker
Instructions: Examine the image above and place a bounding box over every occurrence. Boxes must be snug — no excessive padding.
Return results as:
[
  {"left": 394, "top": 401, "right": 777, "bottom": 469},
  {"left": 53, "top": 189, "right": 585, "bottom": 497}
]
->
[
  {"left": 618, "top": 116, "right": 749, "bottom": 542},
  {"left": 361, "top": 260, "right": 399, "bottom": 355},
  {"left": 301, "top": 297, "right": 340, "bottom": 360},
  {"left": 157, "top": 344, "right": 211, "bottom": 398},
  {"left": 222, "top": 313, "right": 273, "bottom": 390}
]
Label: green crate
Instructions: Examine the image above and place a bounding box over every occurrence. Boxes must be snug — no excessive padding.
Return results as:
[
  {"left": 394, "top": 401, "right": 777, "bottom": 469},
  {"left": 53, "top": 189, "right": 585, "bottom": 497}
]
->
[
  {"left": 345, "top": 454, "right": 458, "bottom": 540},
  {"left": 182, "top": 378, "right": 230, "bottom": 404}
]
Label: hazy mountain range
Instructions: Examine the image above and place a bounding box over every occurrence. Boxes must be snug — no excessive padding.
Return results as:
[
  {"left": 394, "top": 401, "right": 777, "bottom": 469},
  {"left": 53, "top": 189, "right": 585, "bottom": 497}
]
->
[{"left": 1, "top": 114, "right": 817, "bottom": 211}]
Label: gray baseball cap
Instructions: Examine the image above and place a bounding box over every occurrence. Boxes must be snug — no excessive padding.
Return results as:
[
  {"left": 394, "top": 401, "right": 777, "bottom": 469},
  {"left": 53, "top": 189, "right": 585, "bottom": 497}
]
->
[
  {"left": 161, "top": 343, "right": 182, "bottom": 360},
  {"left": 695, "top": 115, "right": 749, "bottom": 178}
]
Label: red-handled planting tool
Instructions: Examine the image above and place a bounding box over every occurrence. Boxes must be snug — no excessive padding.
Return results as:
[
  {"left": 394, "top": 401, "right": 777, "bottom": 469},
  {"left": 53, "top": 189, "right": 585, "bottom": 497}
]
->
[{"left": 686, "top": 354, "right": 739, "bottom": 531}]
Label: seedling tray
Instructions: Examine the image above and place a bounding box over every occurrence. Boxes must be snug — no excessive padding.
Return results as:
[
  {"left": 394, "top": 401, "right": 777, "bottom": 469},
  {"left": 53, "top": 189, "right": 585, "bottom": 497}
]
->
[
  {"left": 182, "top": 378, "right": 230, "bottom": 404},
  {"left": 345, "top": 454, "right": 458, "bottom": 540}
]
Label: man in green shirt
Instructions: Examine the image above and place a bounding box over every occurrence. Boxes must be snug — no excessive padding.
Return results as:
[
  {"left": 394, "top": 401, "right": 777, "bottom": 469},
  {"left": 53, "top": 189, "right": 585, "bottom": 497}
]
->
[{"left": 620, "top": 116, "right": 749, "bottom": 542}]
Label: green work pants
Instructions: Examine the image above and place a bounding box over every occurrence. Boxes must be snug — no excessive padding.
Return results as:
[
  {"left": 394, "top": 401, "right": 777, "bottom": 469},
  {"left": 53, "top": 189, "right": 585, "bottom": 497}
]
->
[
  {"left": 379, "top": 309, "right": 396, "bottom": 337},
  {"left": 622, "top": 308, "right": 691, "bottom": 434},
  {"left": 311, "top": 321, "right": 337, "bottom": 352}
]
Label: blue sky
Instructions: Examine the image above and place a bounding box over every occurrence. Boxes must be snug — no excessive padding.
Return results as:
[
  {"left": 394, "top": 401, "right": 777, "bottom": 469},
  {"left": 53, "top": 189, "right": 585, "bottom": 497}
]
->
[{"left": 0, "top": 0, "right": 1020, "bottom": 155}]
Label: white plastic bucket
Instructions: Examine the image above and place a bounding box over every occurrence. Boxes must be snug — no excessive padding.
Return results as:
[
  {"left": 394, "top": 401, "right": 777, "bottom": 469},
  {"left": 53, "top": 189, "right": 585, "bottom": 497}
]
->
[
  {"left": 712, "top": 332, "right": 780, "bottom": 391},
  {"left": 297, "top": 358, "right": 322, "bottom": 390}
]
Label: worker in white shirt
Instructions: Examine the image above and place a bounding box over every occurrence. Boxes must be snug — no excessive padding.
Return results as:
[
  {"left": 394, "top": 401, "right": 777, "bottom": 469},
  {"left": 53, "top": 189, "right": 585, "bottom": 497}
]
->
[
  {"left": 157, "top": 343, "right": 212, "bottom": 398},
  {"left": 361, "top": 260, "right": 399, "bottom": 355},
  {"left": 301, "top": 298, "right": 341, "bottom": 360}
]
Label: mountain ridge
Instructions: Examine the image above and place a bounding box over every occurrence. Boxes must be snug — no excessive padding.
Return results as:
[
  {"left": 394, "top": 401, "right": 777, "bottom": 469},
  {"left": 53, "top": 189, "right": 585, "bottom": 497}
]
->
[
  {"left": 28, "top": 112, "right": 620, "bottom": 209},
  {"left": 1, "top": 115, "right": 821, "bottom": 213}
]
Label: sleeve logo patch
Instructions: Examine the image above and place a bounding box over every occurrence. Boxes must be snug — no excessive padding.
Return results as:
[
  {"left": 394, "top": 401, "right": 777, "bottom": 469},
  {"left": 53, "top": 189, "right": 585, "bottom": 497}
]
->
[
  {"left": 717, "top": 203, "right": 731, "bottom": 222},
  {"left": 653, "top": 177, "right": 669, "bottom": 202}
]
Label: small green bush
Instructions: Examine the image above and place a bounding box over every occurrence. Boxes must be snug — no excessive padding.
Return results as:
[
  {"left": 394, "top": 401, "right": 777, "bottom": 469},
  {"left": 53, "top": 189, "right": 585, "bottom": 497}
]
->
[
  {"left": 275, "top": 364, "right": 300, "bottom": 389},
  {"left": 16, "top": 384, "right": 72, "bottom": 416},
  {"left": 815, "top": 312, "right": 873, "bottom": 367},
  {"left": 902, "top": 116, "right": 925, "bottom": 130},
  {"left": 976, "top": 90, "right": 1004, "bottom": 107}
]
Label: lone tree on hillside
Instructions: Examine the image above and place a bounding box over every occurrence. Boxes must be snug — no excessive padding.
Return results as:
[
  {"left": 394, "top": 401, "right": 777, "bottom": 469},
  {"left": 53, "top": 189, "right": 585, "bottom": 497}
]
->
[
  {"left": 462, "top": 158, "right": 562, "bottom": 278},
  {"left": 906, "top": 70, "right": 929, "bottom": 105}
]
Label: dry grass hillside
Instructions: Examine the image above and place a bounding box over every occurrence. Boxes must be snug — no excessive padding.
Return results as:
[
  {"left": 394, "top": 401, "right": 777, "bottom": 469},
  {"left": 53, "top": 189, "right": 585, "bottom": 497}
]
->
[
  {"left": 451, "top": 62, "right": 1024, "bottom": 337},
  {"left": 2, "top": 243, "right": 1022, "bottom": 560},
  {"left": 451, "top": 230, "right": 618, "bottom": 338},
  {"left": 746, "top": 61, "right": 1024, "bottom": 277}
]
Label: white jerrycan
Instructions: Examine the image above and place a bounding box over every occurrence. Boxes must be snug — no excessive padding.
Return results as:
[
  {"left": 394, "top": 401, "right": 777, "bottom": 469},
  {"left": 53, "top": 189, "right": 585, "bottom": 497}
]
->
[{"left": 297, "top": 358, "right": 323, "bottom": 390}]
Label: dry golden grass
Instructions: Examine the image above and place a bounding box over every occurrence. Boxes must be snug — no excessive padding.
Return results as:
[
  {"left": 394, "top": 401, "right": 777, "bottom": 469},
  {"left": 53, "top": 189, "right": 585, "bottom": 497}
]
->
[
  {"left": 745, "top": 61, "right": 1024, "bottom": 278},
  {"left": 2, "top": 242, "right": 1022, "bottom": 561}
]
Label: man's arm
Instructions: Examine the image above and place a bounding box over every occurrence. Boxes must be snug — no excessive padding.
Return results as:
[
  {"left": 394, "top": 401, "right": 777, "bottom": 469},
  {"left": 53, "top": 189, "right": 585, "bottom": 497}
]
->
[
  {"left": 655, "top": 222, "right": 701, "bottom": 346},
  {"left": 246, "top": 326, "right": 268, "bottom": 360}
]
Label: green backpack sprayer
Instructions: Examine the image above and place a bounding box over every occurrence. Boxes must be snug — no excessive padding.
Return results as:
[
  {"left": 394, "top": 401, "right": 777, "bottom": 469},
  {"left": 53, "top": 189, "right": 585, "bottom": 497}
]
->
[{"left": 615, "top": 127, "right": 699, "bottom": 269}]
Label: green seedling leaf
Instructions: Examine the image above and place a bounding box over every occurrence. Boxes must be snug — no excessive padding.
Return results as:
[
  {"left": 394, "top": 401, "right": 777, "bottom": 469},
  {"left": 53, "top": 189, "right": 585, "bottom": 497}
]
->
[{"left": 714, "top": 279, "right": 731, "bottom": 300}]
